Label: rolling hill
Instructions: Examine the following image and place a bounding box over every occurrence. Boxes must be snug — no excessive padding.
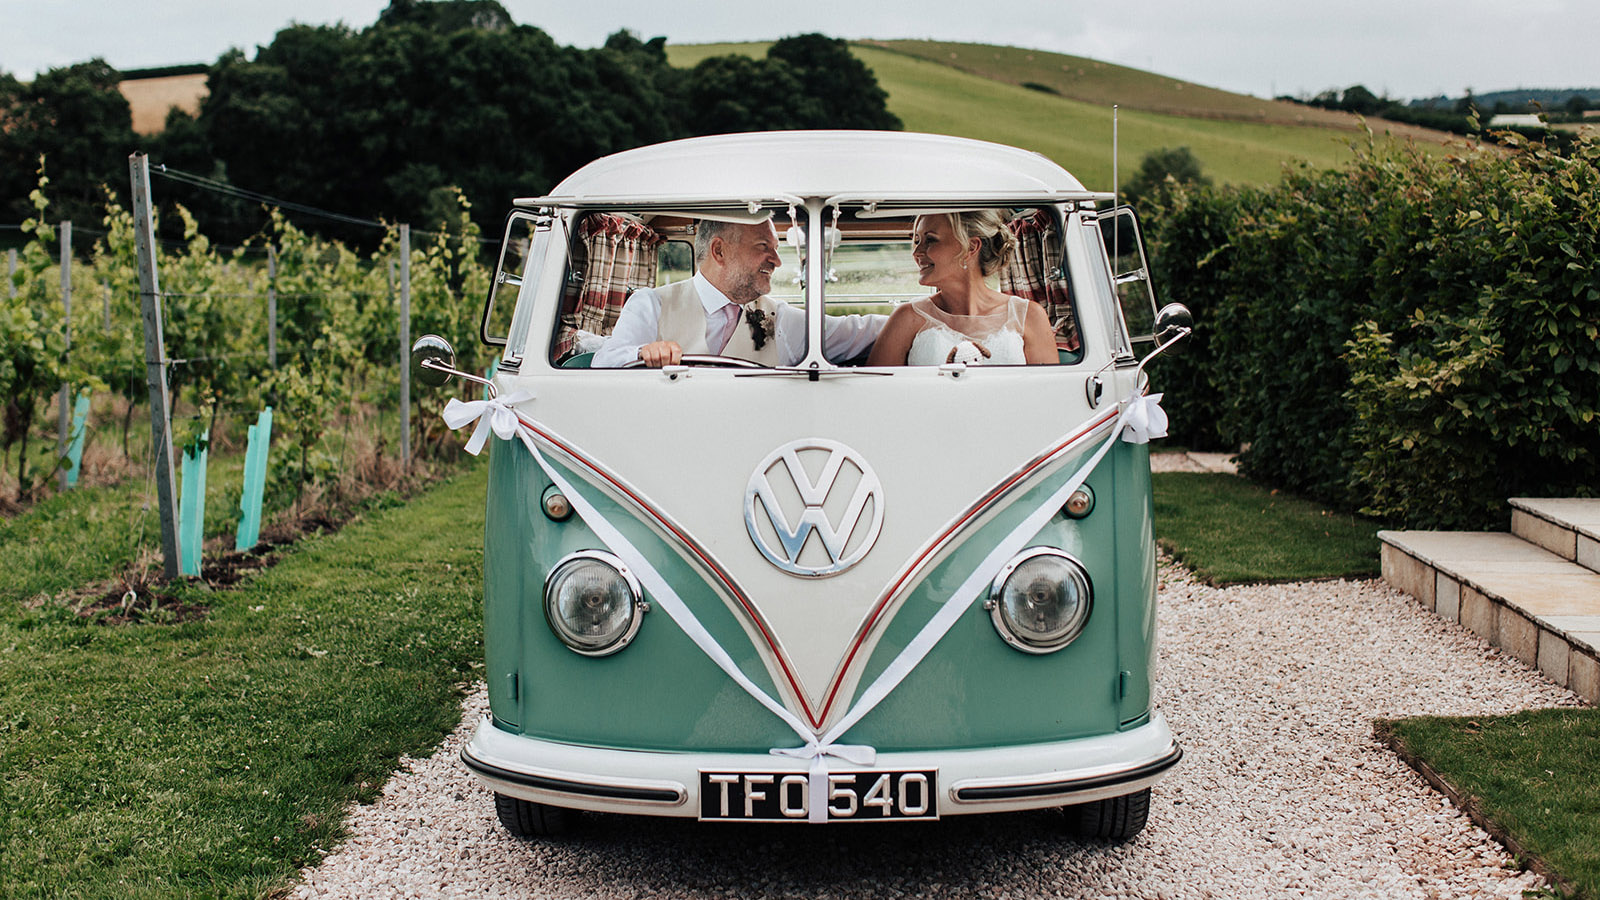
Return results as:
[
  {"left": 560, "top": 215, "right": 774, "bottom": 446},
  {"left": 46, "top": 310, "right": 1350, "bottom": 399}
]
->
[
  {"left": 668, "top": 40, "right": 1462, "bottom": 193},
  {"left": 864, "top": 39, "right": 1357, "bottom": 126}
]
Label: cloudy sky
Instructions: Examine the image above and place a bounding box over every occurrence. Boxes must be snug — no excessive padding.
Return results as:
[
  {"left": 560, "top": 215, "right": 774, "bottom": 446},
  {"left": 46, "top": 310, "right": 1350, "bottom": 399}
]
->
[{"left": 3, "top": 0, "right": 1598, "bottom": 101}]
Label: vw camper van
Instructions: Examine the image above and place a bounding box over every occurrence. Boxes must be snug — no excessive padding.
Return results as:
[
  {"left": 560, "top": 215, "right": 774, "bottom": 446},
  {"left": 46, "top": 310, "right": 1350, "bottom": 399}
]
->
[{"left": 416, "top": 131, "right": 1189, "bottom": 840}]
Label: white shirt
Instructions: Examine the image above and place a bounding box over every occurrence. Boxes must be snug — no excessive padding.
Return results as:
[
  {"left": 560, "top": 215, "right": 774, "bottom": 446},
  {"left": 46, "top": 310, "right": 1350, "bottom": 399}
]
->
[{"left": 592, "top": 273, "right": 886, "bottom": 367}]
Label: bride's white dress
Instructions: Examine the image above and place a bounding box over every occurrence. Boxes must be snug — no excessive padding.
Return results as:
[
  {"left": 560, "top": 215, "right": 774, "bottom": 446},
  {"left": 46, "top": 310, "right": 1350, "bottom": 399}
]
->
[{"left": 905, "top": 296, "right": 1029, "bottom": 365}]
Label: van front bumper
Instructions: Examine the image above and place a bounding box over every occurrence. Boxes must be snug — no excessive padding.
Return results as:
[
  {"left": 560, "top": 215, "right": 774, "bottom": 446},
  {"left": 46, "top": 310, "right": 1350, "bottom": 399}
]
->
[{"left": 461, "top": 714, "right": 1181, "bottom": 819}]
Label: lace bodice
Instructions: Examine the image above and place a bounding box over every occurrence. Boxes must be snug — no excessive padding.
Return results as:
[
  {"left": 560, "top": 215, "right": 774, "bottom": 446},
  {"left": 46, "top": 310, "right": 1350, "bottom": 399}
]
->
[{"left": 905, "top": 296, "right": 1028, "bottom": 366}]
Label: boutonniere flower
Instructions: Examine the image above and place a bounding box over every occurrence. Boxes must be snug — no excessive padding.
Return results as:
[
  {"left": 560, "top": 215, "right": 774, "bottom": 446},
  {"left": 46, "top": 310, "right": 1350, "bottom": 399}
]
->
[{"left": 744, "top": 303, "right": 775, "bottom": 350}]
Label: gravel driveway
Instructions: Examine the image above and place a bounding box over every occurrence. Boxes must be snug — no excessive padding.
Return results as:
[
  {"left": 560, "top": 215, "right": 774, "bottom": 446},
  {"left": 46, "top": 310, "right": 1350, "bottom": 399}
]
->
[{"left": 293, "top": 562, "right": 1579, "bottom": 899}]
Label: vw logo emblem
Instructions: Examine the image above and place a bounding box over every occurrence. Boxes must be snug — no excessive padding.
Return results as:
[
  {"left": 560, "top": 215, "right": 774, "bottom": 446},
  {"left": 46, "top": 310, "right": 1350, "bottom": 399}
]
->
[{"left": 744, "top": 439, "right": 884, "bottom": 578}]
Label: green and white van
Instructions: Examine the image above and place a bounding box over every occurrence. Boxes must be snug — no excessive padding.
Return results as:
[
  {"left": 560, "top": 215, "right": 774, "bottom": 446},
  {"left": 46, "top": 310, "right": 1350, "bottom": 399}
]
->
[{"left": 416, "top": 131, "right": 1189, "bottom": 840}]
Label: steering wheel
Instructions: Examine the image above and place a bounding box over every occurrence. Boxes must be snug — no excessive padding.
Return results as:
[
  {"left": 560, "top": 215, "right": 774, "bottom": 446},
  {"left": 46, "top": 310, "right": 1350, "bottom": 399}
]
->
[{"left": 621, "top": 354, "right": 764, "bottom": 370}]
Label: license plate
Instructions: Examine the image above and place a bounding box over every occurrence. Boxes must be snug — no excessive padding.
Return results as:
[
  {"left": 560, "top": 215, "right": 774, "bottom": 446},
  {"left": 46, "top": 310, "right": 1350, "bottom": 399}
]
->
[{"left": 698, "top": 770, "right": 938, "bottom": 822}]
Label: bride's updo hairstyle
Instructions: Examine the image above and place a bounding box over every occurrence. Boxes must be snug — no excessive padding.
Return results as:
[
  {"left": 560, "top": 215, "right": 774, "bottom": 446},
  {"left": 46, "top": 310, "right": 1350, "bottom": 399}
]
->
[{"left": 947, "top": 209, "right": 1017, "bottom": 277}]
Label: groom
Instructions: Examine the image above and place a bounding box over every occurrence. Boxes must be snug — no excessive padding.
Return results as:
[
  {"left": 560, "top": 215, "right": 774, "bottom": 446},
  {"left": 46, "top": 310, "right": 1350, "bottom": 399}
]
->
[{"left": 592, "top": 218, "right": 884, "bottom": 368}]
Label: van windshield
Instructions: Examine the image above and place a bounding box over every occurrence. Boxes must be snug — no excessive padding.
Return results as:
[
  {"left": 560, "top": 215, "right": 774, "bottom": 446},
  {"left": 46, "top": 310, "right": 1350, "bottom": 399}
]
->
[{"left": 549, "top": 207, "right": 1082, "bottom": 369}]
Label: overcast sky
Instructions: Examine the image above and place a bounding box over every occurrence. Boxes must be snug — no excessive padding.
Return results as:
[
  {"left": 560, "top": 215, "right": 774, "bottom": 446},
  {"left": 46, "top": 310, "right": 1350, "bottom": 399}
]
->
[{"left": 3, "top": 0, "right": 1598, "bottom": 101}]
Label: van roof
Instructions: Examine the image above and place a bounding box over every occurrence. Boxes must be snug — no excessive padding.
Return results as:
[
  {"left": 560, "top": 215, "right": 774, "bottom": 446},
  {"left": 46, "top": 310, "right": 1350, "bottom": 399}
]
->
[{"left": 519, "top": 130, "right": 1108, "bottom": 210}]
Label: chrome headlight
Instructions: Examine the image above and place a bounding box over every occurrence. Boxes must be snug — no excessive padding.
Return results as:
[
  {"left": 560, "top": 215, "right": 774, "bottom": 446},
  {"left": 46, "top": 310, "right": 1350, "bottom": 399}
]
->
[
  {"left": 986, "top": 548, "right": 1092, "bottom": 654},
  {"left": 544, "top": 550, "right": 647, "bottom": 656}
]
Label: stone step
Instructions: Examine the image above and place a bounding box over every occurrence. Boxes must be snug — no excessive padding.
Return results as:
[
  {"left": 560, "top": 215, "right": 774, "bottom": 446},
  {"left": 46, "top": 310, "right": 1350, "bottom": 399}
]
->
[
  {"left": 1379, "top": 529, "right": 1600, "bottom": 705},
  {"left": 1510, "top": 498, "right": 1600, "bottom": 574}
]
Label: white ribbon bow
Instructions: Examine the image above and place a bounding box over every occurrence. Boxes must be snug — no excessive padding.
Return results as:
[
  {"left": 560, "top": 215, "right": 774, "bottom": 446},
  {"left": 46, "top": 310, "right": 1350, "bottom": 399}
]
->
[
  {"left": 1120, "top": 391, "right": 1168, "bottom": 444},
  {"left": 769, "top": 740, "right": 877, "bottom": 823},
  {"left": 442, "top": 392, "right": 535, "bottom": 456}
]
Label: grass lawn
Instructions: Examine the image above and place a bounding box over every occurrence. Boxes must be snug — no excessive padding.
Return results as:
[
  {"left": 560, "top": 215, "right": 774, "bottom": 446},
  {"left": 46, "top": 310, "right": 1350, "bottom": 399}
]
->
[
  {"left": 1151, "top": 470, "right": 1382, "bottom": 584},
  {"left": 1381, "top": 711, "right": 1600, "bottom": 898},
  {"left": 0, "top": 460, "right": 487, "bottom": 899}
]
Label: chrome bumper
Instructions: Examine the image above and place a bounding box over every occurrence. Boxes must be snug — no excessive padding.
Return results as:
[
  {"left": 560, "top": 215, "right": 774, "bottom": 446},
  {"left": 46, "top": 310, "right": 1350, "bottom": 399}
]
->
[{"left": 462, "top": 714, "right": 1181, "bottom": 818}]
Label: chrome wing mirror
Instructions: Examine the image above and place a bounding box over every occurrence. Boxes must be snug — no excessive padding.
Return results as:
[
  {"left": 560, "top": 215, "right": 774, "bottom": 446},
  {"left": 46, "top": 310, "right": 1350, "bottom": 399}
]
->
[
  {"left": 1134, "top": 303, "right": 1194, "bottom": 380},
  {"left": 411, "top": 334, "right": 498, "bottom": 398},
  {"left": 1153, "top": 303, "right": 1192, "bottom": 344}
]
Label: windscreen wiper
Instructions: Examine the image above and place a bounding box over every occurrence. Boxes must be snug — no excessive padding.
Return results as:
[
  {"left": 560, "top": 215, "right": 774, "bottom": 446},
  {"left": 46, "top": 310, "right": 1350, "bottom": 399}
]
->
[{"left": 735, "top": 364, "right": 892, "bottom": 381}]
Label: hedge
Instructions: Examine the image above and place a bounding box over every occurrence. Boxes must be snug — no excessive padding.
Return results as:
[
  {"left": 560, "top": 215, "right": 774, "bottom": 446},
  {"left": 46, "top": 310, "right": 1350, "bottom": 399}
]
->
[{"left": 1143, "top": 132, "right": 1600, "bottom": 529}]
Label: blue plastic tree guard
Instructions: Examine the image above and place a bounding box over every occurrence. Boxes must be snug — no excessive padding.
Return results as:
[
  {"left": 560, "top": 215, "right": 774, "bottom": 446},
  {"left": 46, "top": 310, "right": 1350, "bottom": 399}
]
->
[
  {"left": 64, "top": 391, "right": 91, "bottom": 487},
  {"left": 236, "top": 408, "right": 273, "bottom": 552},
  {"left": 178, "top": 430, "right": 209, "bottom": 577}
]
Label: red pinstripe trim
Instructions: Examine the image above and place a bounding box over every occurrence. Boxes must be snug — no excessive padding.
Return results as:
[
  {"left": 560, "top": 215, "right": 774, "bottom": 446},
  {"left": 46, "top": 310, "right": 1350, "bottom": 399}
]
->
[
  {"left": 814, "top": 407, "right": 1121, "bottom": 721},
  {"left": 515, "top": 413, "right": 826, "bottom": 729}
]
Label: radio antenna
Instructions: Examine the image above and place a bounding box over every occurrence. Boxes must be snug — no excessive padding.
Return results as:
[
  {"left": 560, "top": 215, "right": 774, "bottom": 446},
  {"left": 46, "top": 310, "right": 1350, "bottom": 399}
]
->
[{"left": 1112, "top": 104, "right": 1120, "bottom": 261}]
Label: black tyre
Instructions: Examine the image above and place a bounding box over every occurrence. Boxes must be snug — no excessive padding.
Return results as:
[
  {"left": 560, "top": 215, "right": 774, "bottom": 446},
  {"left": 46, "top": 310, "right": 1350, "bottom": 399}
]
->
[
  {"left": 1063, "top": 788, "right": 1150, "bottom": 841},
  {"left": 494, "top": 792, "right": 576, "bottom": 838}
]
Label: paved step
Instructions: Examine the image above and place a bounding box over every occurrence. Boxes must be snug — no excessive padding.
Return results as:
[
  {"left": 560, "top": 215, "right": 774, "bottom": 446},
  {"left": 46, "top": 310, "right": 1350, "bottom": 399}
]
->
[
  {"left": 1380, "top": 529, "right": 1600, "bottom": 705},
  {"left": 1510, "top": 498, "right": 1600, "bottom": 574}
]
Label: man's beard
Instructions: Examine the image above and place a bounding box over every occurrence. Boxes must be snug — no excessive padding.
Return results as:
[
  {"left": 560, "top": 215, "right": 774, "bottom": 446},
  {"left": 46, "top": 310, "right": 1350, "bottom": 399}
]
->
[{"left": 726, "top": 269, "right": 771, "bottom": 302}]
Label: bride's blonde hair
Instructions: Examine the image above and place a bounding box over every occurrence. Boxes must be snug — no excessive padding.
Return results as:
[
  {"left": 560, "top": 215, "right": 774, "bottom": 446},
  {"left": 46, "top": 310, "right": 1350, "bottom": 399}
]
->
[{"left": 944, "top": 209, "right": 1017, "bottom": 277}]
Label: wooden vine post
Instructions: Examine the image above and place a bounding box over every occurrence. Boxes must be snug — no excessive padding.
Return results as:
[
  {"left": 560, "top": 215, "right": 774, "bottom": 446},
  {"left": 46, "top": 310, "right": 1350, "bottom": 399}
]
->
[{"left": 129, "top": 152, "right": 182, "bottom": 580}]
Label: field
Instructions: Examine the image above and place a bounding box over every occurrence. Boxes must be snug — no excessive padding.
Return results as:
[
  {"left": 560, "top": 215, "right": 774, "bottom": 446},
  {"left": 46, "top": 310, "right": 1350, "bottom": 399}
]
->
[
  {"left": 864, "top": 40, "right": 1359, "bottom": 126},
  {"left": 667, "top": 41, "right": 1457, "bottom": 191},
  {"left": 118, "top": 73, "right": 207, "bottom": 135}
]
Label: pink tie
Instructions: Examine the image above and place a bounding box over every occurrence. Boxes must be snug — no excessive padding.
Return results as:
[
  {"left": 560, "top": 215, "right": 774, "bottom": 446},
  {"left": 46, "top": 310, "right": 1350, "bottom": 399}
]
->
[{"left": 714, "top": 304, "right": 741, "bottom": 353}]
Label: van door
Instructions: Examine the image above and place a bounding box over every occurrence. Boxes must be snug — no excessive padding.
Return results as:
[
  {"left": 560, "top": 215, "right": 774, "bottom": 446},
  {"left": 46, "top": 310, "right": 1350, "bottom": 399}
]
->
[{"left": 1096, "top": 207, "right": 1160, "bottom": 348}]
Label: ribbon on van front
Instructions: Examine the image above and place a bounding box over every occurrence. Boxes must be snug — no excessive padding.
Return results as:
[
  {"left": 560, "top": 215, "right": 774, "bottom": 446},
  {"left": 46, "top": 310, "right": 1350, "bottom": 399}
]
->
[
  {"left": 444, "top": 391, "right": 536, "bottom": 455},
  {"left": 810, "top": 389, "right": 1164, "bottom": 762},
  {"left": 443, "top": 394, "right": 868, "bottom": 790},
  {"left": 443, "top": 385, "right": 1165, "bottom": 823},
  {"left": 1121, "top": 391, "right": 1167, "bottom": 444}
]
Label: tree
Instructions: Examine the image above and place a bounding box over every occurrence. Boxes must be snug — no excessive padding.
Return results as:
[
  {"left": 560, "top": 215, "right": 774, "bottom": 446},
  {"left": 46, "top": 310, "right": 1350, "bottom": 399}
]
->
[
  {"left": 1121, "top": 147, "right": 1212, "bottom": 209},
  {"left": 681, "top": 35, "right": 901, "bottom": 137},
  {"left": 682, "top": 55, "right": 809, "bottom": 135},
  {"left": 1340, "top": 85, "right": 1383, "bottom": 116},
  {"left": 196, "top": 18, "right": 695, "bottom": 243},
  {"left": 198, "top": 20, "right": 580, "bottom": 244},
  {"left": 0, "top": 60, "right": 138, "bottom": 226},
  {"left": 767, "top": 34, "right": 901, "bottom": 130},
  {"left": 375, "top": 0, "right": 513, "bottom": 32}
]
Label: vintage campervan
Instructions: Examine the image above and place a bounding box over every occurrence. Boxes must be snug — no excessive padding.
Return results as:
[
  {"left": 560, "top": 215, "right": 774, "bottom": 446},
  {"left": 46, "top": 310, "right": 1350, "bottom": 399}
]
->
[{"left": 415, "top": 130, "right": 1190, "bottom": 840}]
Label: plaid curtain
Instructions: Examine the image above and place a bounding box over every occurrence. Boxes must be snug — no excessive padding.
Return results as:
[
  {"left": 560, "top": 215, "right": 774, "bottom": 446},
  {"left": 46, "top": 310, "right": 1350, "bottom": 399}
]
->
[
  {"left": 999, "top": 209, "right": 1080, "bottom": 353},
  {"left": 553, "top": 213, "right": 664, "bottom": 360}
]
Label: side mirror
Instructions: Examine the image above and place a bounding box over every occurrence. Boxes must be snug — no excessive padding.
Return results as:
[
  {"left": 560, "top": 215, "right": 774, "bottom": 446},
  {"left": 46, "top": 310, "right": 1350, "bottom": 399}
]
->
[
  {"left": 1153, "top": 304, "right": 1193, "bottom": 346},
  {"left": 411, "top": 334, "right": 501, "bottom": 399},
  {"left": 411, "top": 334, "right": 457, "bottom": 387},
  {"left": 1133, "top": 303, "right": 1194, "bottom": 380}
]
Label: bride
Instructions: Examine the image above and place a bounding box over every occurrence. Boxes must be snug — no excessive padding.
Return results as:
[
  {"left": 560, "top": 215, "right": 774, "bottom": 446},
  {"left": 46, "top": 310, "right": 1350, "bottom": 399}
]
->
[{"left": 867, "top": 211, "right": 1059, "bottom": 366}]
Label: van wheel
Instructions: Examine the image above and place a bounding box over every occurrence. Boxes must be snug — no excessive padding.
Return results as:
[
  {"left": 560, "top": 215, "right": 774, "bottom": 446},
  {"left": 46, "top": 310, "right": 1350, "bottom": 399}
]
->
[
  {"left": 1064, "top": 788, "right": 1150, "bottom": 841},
  {"left": 494, "top": 793, "right": 576, "bottom": 837}
]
